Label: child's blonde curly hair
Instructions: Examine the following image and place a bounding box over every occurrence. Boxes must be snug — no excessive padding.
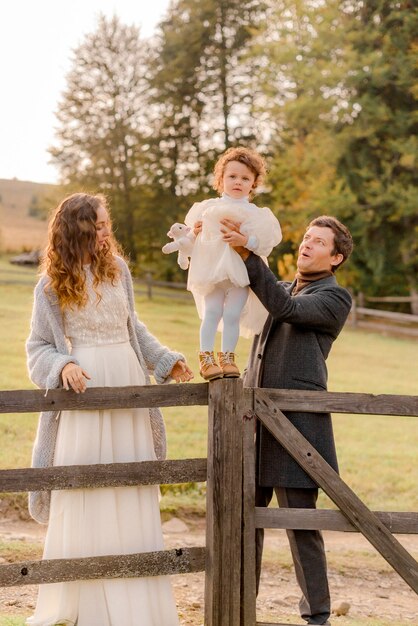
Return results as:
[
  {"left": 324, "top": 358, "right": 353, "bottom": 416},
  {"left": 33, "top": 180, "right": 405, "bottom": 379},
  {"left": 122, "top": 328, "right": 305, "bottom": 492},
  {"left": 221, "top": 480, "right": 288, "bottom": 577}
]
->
[{"left": 213, "top": 147, "right": 267, "bottom": 196}]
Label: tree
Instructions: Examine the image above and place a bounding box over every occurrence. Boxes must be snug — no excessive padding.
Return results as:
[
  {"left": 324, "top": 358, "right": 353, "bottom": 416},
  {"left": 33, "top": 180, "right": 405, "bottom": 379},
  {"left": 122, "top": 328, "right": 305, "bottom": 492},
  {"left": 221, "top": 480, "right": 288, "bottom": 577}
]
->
[
  {"left": 251, "top": 0, "right": 358, "bottom": 284},
  {"left": 142, "top": 0, "right": 268, "bottom": 279},
  {"left": 336, "top": 1, "right": 418, "bottom": 300},
  {"left": 49, "top": 15, "right": 151, "bottom": 261},
  {"left": 148, "top": 0, "right": 268, "bottom": 195},
  {"left": 200, "top": 0, "right": 268, "bottom": 148}
]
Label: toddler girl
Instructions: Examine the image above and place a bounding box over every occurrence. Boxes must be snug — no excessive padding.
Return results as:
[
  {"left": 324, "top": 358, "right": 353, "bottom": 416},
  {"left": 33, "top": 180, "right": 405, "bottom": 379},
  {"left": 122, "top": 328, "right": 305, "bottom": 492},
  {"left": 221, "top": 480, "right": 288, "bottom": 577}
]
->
[{"left": 186, "top": 147, "right": 282, "bottom": 380}]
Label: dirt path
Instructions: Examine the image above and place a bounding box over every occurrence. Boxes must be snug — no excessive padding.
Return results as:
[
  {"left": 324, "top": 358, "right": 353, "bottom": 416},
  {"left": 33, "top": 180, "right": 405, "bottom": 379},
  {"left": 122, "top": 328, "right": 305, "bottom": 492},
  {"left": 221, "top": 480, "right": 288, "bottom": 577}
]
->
[{"left": 0, "top": 516, "right": 417, "bottom": 625}]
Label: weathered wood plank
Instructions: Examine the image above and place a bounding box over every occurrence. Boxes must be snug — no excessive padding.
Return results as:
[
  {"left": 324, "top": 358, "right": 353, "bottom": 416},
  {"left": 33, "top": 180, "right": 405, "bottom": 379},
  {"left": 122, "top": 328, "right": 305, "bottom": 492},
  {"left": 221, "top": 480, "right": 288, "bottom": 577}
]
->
[
  {"left": 0, "top": 383, "right": 209, "bottom": 414},
  {"left": 241, "top": 407, "right": 257, "bottom": 626},
  {"left": 205, "top": 379, "right": 249, "bottom": 626},
  {"left": 255, "top": 508, "right": 418, "bottom": 534},
  {"left": 2, "top": 386, "right": 417, "bottom": 417},
  {"left": 0, "top": 458, "right": 207, "bottom": 492},
  {"left": 356, "top": 306, "right": 418, "bottom": 323},
  {"left": 261, "top": 389, "right": 418, "bottom": 417},
  {"left": 356, "top": 321, "right": 418, "bottom": 337},
  {"left": 254, "top": 389, "right": 418, "bottom": 593},
  {"left": 366, "top": 296, "right": 415, "bottom": 303},
  {"left": 0, "top": 546, "right": 206, "bottom": 587}
]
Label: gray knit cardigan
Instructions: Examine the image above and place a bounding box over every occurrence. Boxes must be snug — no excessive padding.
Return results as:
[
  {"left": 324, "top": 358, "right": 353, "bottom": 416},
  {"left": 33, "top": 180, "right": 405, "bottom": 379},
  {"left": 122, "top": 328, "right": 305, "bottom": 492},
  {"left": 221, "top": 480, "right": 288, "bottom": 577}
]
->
[{"left": 26, "top": 256, "right": 184, "bottom": 524}]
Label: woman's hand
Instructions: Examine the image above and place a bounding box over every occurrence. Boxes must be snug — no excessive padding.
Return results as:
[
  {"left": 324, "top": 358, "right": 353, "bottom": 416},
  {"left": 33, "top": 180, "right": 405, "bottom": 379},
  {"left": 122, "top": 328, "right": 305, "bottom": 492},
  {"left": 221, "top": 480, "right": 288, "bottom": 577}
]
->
[
  {"left": 193, "top": 221, "right": 202, "bottom": 236},
  {"left": 61, "top": 362, "right": 91, "bottom": 393},
  {"left": 170, "top": 360, "right": 194, "bottom": 383}
]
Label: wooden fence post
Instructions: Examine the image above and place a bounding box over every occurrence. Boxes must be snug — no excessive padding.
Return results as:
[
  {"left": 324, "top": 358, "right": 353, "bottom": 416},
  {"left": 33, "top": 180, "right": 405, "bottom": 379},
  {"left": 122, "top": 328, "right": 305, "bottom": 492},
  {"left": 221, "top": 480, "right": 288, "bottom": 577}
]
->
[
  {"left": 241, "top": 398, "right": 257, "bottom": 626},
  {"left": 350, "top": 298, "right": 357, "bottom": 327},
  {"left": 411, "top": 288, "right": 418, "bottom": 315},
  {"left": 145, "top": 272, "right": 153, "bottom": 299},
  {"left": 205, "top": 379, "right": 245, "bottom": 626}
]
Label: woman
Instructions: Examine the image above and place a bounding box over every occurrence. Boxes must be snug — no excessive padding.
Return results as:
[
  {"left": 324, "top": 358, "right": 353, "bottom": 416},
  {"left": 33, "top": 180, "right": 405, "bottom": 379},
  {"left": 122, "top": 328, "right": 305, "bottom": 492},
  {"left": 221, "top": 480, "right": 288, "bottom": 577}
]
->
[{"left": 26, "top": 192, "right": 193, "bottom": 625}]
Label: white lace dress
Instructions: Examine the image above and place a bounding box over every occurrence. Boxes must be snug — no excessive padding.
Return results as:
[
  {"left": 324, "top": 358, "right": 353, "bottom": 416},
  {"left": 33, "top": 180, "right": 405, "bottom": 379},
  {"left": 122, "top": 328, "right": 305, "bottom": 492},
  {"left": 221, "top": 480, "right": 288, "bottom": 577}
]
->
[{"left": 26, "top": 268, "right": 179, "bottom": 626}]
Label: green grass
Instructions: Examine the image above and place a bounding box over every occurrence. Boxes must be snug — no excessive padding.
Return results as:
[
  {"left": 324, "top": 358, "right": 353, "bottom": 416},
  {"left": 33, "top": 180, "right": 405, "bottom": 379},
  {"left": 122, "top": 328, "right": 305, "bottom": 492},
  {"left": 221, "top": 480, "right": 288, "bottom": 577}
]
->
[
  {"left": 0, "top": 258, "right": 417, "bottom": 624},
  {"left": 0, "top": 618, "right": 27, "bottom": 626},
  {"left": 0, "top": 255, "right": 417, "bottom": 516}
]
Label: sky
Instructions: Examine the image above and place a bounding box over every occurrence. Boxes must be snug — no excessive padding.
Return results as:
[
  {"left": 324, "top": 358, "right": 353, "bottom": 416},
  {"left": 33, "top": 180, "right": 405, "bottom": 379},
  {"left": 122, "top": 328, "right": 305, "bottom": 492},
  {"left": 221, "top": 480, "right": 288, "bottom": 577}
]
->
[{"left": 0, "top": 0, "right": 171, "bottom": 184}]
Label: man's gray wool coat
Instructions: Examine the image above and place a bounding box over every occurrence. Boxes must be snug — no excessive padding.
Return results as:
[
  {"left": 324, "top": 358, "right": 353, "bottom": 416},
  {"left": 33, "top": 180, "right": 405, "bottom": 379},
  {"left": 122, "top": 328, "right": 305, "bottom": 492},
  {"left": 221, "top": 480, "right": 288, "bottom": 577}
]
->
[
  {"left": 26, "top": 256, "right": 184, "bottom": 523},
  {"left": 243, "top": 254, "right": 352, "bottom": 488}
]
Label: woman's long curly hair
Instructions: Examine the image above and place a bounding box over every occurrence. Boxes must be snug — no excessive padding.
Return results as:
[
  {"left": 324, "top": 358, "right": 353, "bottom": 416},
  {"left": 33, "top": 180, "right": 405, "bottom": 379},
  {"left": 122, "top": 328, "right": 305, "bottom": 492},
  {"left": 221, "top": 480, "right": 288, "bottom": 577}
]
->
[{"left": 41, "top": 193, "right": 123, "bottom": 309}]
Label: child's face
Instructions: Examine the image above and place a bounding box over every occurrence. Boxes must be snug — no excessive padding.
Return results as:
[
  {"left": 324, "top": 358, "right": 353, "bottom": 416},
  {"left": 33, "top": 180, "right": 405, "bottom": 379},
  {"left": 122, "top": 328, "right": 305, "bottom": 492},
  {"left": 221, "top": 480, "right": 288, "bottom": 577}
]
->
[{"left": 222, "top": 160, "right": 256, "bottom": 199}]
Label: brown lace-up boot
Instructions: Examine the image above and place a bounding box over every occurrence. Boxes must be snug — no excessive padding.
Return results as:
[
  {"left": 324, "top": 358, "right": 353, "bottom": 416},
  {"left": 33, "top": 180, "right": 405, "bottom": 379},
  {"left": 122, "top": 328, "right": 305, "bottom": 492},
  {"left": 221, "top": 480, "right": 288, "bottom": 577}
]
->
[
  {"left": 217, "top": 351, "right": 240, "bottom": 378},
  {"left": 199, "top": 351, "right": 223, "bottom": 381}
]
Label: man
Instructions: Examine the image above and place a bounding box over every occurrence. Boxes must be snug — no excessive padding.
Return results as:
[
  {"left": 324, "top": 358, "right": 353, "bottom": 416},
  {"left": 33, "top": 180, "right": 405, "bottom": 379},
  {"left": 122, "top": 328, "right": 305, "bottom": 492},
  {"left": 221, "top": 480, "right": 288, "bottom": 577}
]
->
[{"left": 222, "top": 215, "right": 353, "bottom": 626}]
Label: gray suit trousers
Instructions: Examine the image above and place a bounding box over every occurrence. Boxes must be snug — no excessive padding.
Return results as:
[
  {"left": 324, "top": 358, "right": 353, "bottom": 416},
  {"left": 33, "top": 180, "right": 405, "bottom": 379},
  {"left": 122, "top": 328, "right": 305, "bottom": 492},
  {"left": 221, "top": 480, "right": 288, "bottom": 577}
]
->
[{"left": 255, "top": 486, "right": 331, "bottom": 625}]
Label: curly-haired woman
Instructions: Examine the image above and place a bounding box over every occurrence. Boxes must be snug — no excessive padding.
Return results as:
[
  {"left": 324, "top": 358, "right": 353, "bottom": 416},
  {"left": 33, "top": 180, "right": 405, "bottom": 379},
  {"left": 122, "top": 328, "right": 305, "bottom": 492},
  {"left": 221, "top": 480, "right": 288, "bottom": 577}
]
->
[{"left": 26, "top": 192, "right": 192, "bottom": 625}]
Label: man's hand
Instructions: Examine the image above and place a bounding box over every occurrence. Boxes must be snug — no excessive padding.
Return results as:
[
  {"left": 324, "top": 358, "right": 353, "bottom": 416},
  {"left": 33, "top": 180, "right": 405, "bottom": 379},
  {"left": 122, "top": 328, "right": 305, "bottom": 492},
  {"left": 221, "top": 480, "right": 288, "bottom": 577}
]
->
[
  {"left": 61, "top": 362, "right": 91, "bottom": 393},
  {"left": 170, "top": 360, "right": 194, "bottom": 383},
  {"left": 220, "top": 218, "right": 250, "bottom": 260}
]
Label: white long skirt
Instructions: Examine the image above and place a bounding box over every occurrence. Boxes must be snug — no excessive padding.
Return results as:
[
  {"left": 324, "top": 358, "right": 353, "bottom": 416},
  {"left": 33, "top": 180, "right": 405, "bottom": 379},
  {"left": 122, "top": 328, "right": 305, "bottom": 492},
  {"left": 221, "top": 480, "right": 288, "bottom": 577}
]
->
[{"left": 27, "top": 341, "right": 179, "bottom": 626}]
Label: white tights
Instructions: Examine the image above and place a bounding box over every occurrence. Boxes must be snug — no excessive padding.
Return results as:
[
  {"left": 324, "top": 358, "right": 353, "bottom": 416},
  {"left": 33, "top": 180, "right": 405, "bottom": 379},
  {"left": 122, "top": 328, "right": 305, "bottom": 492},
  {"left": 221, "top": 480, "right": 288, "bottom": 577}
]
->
[{"left": 200, "top": 283, "right": 248, "bottom": 353}]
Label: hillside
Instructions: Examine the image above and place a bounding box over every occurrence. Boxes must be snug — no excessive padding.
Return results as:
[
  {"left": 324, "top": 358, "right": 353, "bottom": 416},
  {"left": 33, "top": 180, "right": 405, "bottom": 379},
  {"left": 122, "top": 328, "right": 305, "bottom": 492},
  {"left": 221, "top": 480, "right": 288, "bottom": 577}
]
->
[{"left": 0, "top": 178, "right": 58, "bottom": 252}]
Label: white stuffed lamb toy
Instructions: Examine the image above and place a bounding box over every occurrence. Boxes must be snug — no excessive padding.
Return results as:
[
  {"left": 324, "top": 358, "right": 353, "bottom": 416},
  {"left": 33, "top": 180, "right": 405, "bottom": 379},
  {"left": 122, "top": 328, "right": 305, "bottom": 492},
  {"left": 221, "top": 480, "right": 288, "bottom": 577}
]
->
[{"left": 162, "top": 223, "right": 195, "bottom": 270}]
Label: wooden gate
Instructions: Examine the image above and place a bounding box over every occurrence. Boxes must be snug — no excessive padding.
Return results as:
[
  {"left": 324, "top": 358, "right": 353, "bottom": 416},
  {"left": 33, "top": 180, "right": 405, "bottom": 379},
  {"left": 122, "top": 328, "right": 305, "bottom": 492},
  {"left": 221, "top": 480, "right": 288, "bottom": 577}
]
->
[
  {"left": 206, "top": 380, "right": 418, "bottom": 626},
  {"left": 0, "top": 379, "right": 417, "bottom": 625}
]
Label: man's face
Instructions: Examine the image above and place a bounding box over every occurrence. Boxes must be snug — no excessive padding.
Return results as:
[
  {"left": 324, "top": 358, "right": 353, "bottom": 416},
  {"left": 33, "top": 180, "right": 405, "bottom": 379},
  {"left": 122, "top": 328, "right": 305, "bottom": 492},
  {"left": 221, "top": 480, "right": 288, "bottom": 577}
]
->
[{"left": 297, "top": 226, "right": 343, "bottom": 273}]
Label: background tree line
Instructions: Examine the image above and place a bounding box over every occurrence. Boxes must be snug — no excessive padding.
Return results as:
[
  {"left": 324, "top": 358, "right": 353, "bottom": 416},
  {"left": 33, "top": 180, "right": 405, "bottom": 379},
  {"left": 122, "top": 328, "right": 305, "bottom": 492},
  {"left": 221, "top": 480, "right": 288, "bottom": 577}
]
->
[{"left": 46, "top": 0, "right": 417, "bottom": 302}]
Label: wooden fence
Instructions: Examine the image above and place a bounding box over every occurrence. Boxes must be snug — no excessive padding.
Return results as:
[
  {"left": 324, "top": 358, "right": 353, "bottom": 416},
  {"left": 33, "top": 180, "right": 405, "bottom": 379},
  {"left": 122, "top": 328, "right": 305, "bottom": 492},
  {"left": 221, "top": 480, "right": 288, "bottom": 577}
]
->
[
  {"left": 357, "top": 291, "right": 418, "bottom": 315},
  {"left": 0, "top": 380, "right": 417, "bottom": 626},
  {"left": 349, "top": 300, "right": 418, "bottom": 336},
  {"left": 134, "top": 276, "right": 418, "bottom": 338},
  {"left": 135, "top": 273, "right": 193, "bottom": 301},
  {"left": 2, "top": 265, "right": 418, "bottom": 336}
]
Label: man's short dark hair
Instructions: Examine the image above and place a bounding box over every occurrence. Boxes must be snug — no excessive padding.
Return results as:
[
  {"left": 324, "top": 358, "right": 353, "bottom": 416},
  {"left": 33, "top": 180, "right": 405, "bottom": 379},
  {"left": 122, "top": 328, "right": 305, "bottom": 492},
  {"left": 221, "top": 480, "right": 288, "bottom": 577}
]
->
[{"left": 308, "top": 216, "right": 353, "bottom": 272}]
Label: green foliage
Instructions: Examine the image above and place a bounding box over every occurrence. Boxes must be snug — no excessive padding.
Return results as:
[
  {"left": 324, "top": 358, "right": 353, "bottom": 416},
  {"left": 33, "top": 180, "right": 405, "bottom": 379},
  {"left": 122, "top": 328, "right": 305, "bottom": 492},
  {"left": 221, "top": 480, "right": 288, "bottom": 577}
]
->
[
  {"left": 46, "top": 2, "right": 416, "bottom": 296},
  {"left": 49, "top": 15, "right": 151, "bottom": 262},
  {"left": 335, "top": 1, "right": 418, "bottom": 296},
  {"left": 250, "top": 1, "right": 359, "bottom": 282}
]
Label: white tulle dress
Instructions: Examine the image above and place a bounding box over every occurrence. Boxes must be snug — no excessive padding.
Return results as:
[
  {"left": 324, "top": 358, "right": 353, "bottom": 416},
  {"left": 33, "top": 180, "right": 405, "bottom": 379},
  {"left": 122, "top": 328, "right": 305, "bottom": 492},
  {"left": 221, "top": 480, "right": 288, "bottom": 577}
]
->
[
  {"left": 26, "top": 269, "right": 179, "bottom": 626},
  {"left": 185, "top": 195, "right": 282, "bottom": 337}
]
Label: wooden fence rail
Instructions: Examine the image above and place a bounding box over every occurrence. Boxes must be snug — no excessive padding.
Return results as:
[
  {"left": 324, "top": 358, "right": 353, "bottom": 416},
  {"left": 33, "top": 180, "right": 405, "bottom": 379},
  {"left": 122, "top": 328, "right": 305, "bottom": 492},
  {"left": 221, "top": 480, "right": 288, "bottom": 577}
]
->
[
  {"left": 0, "top": 547, "right": 206, "bottom": 587},
  {"left": 349, "top": 302, "right": 418, "bottom": 336},
  {"left": 0, "top": 459, "right": 207, "bottom": 492},
  {"left": 0, "top": 381, "right": 417, "bottom": 626},
  {"left": 357, "top": 291, "right": 418, "bottom": 315},
  {"left": 255, "top": 508, "right": 418, "bottom": 534}
]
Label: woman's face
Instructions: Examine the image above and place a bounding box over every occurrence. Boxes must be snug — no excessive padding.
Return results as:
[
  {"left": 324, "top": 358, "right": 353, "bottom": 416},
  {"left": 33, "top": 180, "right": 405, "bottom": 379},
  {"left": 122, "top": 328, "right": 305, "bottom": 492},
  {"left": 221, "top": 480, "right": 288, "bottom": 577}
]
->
[{"left": 95, "top": 205, "right": 111, "bottom": 249}]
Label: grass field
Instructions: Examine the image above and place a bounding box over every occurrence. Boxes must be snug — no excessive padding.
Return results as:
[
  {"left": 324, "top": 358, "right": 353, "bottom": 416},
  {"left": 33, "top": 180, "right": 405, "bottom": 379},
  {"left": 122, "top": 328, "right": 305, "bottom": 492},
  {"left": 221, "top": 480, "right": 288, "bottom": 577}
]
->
[
  {"left": 0, "top": 256, "right": 417, "bottom": 626},
  {"left": 0, "top": 255, "right": 417, "bottom": 516}
]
